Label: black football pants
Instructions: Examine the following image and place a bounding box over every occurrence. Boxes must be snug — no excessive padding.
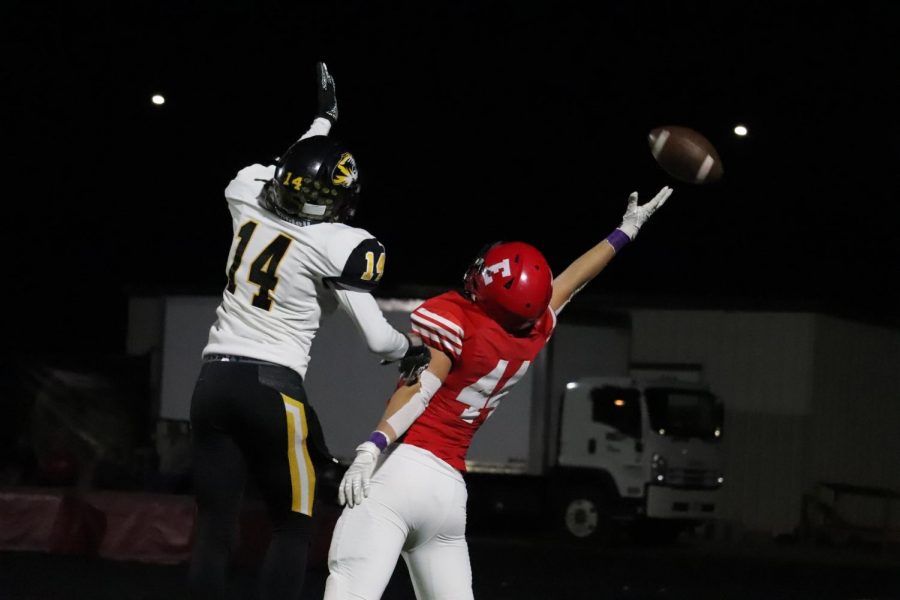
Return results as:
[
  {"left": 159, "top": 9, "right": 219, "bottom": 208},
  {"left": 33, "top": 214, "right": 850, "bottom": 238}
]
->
[{"left": 188, "top": 359, "right": 328, "bottom": 600}]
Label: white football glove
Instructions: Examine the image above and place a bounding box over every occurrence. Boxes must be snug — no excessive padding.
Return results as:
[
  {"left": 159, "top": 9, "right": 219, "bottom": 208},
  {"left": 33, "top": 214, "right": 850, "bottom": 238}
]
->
[
  {"left": 617, "top": 186, "right": 673, "bottom": 240},
  {"left": 338, "top": 441, "right": 380, "bottom": 508}
]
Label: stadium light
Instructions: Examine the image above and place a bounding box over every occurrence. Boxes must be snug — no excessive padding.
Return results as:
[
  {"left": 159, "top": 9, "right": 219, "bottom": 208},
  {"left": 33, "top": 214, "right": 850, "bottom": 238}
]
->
[
  {"left": 733, "top": 124, "right": 748, "bottom": 137},
  {"left": 152, "top": 94, "right": 166, "bottom": 106}
]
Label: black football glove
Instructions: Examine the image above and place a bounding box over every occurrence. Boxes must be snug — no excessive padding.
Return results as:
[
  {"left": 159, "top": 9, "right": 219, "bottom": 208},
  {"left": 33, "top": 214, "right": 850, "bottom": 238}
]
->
[
  {"left": 381, "top": 333, "right": 431, "bottom": 386},
  {"left": 316, "top": 61, "right": 338, "bottom": 123},
  {"left": 399, "top": 333, "right": 431, "bottom": 385}
]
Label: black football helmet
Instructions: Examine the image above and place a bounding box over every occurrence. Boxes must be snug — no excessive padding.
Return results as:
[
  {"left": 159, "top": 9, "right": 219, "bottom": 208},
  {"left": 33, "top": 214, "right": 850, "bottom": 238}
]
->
[{"left": 262, "top": 135, "right": 361, "bottom": 224}]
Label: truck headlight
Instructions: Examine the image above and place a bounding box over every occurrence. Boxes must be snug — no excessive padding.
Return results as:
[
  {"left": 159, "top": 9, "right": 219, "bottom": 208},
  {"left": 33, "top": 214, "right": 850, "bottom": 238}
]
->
[{"left": 651, "top": 453, "right": 667, "bottom": 483}]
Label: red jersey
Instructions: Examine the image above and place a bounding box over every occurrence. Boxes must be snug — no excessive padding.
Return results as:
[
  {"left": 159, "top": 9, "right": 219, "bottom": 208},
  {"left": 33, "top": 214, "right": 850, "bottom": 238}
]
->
[{"left": 404, "top": 291, "right": 557, "bottom": 471}]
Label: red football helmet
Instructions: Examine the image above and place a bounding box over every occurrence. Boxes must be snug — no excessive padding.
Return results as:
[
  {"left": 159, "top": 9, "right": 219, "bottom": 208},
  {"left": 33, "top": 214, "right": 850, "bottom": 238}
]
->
[{"left": 463, "top": 241, "right": 553, "bottom": 332}]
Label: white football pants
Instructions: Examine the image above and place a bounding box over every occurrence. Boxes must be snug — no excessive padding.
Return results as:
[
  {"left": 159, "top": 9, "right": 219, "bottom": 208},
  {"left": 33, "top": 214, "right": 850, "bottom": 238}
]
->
[{"left": 324, "top": 443, "right": 473, "bottom": 600}]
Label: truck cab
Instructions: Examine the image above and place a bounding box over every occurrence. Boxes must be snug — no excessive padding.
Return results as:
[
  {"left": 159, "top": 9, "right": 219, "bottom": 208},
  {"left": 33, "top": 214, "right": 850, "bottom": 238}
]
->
[{"left": 555, "top": 376, "right": 724, "bottom": 541}]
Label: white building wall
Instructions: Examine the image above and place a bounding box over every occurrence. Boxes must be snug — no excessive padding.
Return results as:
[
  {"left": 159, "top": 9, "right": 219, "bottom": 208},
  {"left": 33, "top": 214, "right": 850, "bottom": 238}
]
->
[{"left": 809, "top": 316, "right": 900, "bottom": 501}]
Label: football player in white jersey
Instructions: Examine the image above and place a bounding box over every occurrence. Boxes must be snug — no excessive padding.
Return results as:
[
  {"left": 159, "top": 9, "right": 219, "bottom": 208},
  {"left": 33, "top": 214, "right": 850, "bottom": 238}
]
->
[
  {"left": 323, "top": 187, "right": 672, "bottom": 599},
  {"left": 188, "top": 62, "right": 429, "bottom": 600}
]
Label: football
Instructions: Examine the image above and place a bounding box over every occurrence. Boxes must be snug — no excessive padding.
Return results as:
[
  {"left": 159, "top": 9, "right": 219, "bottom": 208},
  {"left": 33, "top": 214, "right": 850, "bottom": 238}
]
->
[{"left": 648, "top": 126, "right": 724, "bottom": 184}]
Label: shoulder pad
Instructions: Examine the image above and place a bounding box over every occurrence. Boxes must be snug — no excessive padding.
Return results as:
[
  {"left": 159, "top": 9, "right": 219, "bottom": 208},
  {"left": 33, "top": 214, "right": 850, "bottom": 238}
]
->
[
  {"left": 410, "top": 295, "right": 467, "bottom": 359},
  {"left": 236, "top": 164, "right": 275, "bottom": 182},
  {"left": 331, "top": 238, "right": 387, "bottom": 292},
  {"left": 225, "top": 164, "right": 274, "bottom": 207}
]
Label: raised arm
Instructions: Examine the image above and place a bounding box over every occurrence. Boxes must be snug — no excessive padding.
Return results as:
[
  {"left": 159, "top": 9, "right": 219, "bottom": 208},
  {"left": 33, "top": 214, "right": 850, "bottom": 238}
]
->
[
  {"left": 549, "top": 186, "right": 673, "bottom": 314},
  {"left": 297, "top": 61, "right": 338, "bottom": 142}
]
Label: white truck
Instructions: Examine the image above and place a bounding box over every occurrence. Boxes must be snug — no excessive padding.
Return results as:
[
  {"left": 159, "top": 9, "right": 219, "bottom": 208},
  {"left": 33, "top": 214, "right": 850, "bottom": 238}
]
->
[
  {"left": 464, "top": 368, "right": 725, "bottom": 543},
  {"left": 130, "top": 294, "right": 725, "bottom": 543}
]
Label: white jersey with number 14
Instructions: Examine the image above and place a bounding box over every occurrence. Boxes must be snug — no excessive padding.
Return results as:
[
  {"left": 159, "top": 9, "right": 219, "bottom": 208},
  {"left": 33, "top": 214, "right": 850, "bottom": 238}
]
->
[{"left": 204, "top": 163, "right": 399, "bottom": 378}]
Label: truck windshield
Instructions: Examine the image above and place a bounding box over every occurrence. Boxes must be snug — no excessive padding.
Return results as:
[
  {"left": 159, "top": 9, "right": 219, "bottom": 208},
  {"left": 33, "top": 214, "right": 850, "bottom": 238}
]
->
[
  {"left": 589, "top": 386, "right": 642, "bottom": 438},
  {"left": 645, "top": 388, "right": 722, "bottom": 440}
]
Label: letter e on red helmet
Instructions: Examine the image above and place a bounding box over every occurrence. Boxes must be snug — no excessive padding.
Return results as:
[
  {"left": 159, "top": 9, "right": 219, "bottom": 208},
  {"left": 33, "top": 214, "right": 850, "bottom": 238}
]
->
[{"left": 463, "top": 241, "right": 553, "bottom": 332}]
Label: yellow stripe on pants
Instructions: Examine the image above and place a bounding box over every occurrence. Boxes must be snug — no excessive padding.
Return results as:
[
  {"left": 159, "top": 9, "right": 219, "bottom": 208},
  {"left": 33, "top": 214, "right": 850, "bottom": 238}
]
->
[{"left": 282, "top": 394, "right": 316, "bottom": 516}]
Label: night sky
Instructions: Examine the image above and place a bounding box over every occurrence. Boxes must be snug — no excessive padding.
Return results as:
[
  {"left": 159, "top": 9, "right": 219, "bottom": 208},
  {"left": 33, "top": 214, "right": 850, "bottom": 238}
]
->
[{"left": 6, "top": 0, "right": 900, "bottom": 354}]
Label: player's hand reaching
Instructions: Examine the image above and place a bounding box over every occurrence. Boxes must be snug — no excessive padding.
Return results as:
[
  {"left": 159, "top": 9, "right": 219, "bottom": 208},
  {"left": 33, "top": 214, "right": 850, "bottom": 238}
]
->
[
  {"left": 617, "top": 186, "right": 673, "bottom": 240},
  {"left": 381, "top": 333, "right": 431, "bottom": 386},
  {"left": 398, "top": 333, "right": 430, "bottom": 385},
  {"left": 316, "top": 61, "right": 338, "bottom": 123},
  {"left": 339, "top": 441, "right": 380, "bottom": 508}
]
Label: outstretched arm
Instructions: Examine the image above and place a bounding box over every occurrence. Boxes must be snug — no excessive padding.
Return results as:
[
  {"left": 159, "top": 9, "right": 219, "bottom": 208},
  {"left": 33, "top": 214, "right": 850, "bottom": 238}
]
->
[
  {"left": 550, "top": 186, "right": 672, "bottom": 314},
  {"left": 333, "top": 287, "right": 431, "bottom": 384},
  {"left": 334, "top": 289, "right": 410, "bottom": 360}
]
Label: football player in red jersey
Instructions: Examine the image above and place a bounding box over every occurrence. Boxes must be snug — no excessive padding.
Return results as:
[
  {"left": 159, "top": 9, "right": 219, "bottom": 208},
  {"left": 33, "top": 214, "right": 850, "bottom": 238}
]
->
[{"left": 323, "top": 186, "right": 673, "bottom": 599}]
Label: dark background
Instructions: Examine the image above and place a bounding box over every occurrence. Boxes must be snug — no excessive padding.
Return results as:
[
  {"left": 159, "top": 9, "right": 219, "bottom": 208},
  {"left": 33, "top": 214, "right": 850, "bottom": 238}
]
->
[{"left": 5, "top": 0, "right": 900, "bottom": 355}]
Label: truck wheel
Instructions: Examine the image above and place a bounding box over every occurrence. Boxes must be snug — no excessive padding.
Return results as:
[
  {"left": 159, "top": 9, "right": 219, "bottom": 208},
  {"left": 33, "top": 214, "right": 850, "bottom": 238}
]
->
[{"left": 557, "top": 487, "right": 613, "bottom": 544}]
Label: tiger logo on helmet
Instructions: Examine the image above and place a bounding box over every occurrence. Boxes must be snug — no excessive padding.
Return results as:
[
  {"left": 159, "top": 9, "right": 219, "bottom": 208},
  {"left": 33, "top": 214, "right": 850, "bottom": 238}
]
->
[{"left": 332, "top": 152, "right": 359, "bottom": 188}]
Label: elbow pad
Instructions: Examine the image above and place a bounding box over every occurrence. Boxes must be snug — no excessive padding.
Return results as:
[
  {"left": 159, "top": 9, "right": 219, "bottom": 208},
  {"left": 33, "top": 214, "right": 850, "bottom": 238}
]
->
[{"left": 385, "top": 371, "right": 442, "bottom": 438}]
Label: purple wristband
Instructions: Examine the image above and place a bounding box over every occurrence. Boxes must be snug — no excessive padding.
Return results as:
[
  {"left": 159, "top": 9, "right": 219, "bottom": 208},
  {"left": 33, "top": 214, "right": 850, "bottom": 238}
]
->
[
  {"left": 368, "top": 430, "right": 389, "bottom": 452},
  {"left": 605, "top": 229, "right": 632, "bottom": 253}
]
